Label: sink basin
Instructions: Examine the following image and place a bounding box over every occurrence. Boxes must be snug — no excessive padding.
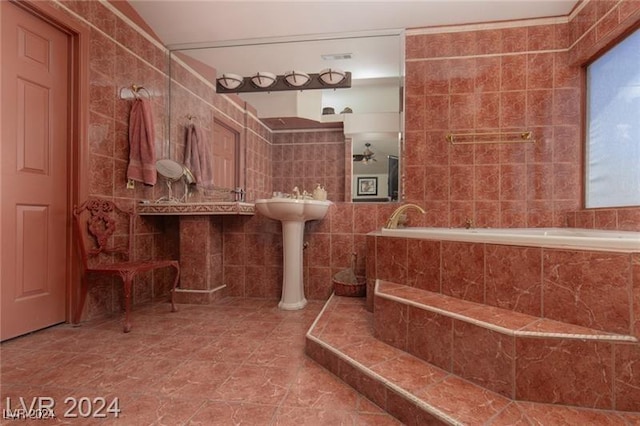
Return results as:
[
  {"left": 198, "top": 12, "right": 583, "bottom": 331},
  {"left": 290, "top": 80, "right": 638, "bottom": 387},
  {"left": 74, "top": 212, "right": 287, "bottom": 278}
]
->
[
  {"left": 255, "top": 198, "right": 332, "bottom": 310},
  {"left": 255, "top": 198, "right": 331, "bottom": 222}
]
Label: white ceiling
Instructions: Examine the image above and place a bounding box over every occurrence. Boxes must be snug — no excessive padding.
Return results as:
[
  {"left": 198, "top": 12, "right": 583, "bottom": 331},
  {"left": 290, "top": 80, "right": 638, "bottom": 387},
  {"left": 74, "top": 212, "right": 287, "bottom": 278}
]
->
[
  {"left": 129, "top": 1, "right": 578, "bottom": 80},
  {"left": 130, "top": 1, "right": 578, "bottom": 48}
]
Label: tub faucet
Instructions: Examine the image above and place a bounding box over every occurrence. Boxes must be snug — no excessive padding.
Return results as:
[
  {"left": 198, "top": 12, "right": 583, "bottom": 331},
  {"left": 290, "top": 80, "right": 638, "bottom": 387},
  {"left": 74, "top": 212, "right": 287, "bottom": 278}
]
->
[{"left": 385, "top": 204, "right": 426, "bottom": 229}]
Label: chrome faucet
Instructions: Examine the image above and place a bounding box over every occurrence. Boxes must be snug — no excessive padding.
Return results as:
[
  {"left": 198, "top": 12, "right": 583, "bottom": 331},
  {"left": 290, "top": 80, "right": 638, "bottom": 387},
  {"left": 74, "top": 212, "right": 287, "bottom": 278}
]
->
[
  {"left": 230, "top": 187, "right": 245, "bottom": 202},
  {"left": 385, "top": 203, "right": 426, "bottom": 229}
]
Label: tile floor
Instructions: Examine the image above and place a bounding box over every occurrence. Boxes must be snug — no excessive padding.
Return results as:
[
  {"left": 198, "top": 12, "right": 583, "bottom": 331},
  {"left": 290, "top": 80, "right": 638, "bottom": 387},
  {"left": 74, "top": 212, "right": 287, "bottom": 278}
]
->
[{"left": 0, "top": 298, "right": 401, "bottom": 425}]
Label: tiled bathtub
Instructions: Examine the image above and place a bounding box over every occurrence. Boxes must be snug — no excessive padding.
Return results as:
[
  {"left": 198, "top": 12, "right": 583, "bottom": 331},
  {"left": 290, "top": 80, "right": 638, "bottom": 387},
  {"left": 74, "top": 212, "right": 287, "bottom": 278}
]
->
[
  {"left": 366, "top": 227, "right": 640, "bottom": 337},
  {"left": 362, "top": 226, "right": 640, "bottom": 412}
]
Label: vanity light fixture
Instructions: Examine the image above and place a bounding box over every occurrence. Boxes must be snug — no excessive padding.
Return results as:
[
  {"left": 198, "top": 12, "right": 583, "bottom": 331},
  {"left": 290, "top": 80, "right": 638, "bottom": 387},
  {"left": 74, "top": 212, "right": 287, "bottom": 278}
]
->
[
  {"left": 283, "top": 70, "right": 311, "bottom": 87},
  {"left": 217, "top": 73, "right": 244, "bottom": 90},
  {"left": 251, "top": 71, "right": 277, "bottom": 89},
  {"left": 216, "top": 71, "right": 351, "bottom": 93},
  {"left": 319, "top": 68, "right": 346, "bottom": 85}
]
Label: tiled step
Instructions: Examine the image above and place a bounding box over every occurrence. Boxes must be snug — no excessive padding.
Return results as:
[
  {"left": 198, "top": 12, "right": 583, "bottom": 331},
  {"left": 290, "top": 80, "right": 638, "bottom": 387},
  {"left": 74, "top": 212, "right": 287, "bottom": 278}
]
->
[
  {"left": 374, "top": 280, "right": 639, "bottom": 411},
  {"left": 305, "top": 294, "right": 640, "bottom": 425},
  {"left": 375, "top": 281, "right": 636, "bottom": 342}
]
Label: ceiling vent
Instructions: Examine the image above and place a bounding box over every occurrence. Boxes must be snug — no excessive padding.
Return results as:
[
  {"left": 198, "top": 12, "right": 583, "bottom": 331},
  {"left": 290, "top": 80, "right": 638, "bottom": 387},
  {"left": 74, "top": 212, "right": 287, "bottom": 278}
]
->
[{"left": 321, "top": 53, "right": 352, "bottom": 61}]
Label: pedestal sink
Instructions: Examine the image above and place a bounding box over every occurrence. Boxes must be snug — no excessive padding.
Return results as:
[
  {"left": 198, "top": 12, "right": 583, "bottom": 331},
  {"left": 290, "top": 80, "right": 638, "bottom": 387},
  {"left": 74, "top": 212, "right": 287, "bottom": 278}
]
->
[{"left": 255, "top": 198, "right": 331, "bottom": 310}]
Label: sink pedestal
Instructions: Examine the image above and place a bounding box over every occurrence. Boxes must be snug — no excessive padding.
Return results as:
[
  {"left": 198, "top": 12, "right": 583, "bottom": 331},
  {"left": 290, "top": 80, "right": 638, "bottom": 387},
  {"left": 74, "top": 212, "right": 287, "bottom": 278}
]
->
[
  {"left": 279, "top": 221, "right": 307, "bottom": 310},
  {"left": 255, "top": 198, "right": 331, "bottom": 310}
]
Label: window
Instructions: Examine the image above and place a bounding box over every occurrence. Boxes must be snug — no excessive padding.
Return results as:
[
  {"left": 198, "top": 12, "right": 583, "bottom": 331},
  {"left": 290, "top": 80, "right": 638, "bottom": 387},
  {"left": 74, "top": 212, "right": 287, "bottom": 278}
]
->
[{"left": 585, "top": 28, "right": 640, "bottom": 208}]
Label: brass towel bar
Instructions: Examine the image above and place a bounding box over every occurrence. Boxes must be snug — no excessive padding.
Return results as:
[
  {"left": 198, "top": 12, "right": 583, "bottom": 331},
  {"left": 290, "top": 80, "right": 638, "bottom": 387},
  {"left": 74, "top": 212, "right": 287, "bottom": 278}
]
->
[{"left": 446, "top": 131, "right": 534, "bottom": 145}]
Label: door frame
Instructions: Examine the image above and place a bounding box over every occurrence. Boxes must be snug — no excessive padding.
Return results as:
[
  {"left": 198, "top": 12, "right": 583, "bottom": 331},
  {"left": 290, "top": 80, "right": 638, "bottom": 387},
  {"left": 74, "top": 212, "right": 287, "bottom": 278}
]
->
[
  {"left": 213, "top": 118, "right": 241, "bottom": 189},
  {"left": 214, "top": 114, "right": 245, "bottom": 192},
  {"left": 3, "top": 0, "right": 90, "bottom": 324}
]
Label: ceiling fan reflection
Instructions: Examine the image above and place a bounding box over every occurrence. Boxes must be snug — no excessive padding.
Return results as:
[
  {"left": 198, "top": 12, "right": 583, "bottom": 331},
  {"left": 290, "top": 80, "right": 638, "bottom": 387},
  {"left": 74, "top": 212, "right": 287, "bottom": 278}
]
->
[{"left": 353, "top": 142, "right": 376, "bottom": 164}]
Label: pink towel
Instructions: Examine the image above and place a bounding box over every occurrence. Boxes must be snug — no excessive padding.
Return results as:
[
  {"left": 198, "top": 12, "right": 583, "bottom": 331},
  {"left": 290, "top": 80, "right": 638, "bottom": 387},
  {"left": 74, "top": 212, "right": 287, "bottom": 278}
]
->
[
  {"left": 184, "top": 123, "right": 215, "bottom": 188},
  {"left": 127, "top": 98, "right": 157, "bottom": 185}
]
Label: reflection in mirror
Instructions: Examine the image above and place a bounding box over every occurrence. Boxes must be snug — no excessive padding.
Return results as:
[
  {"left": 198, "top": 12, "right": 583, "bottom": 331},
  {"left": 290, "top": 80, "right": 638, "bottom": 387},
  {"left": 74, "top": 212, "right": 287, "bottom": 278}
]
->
[
  {"left": 351, "top": 134, "right": 400, "bottom": 202},
  {"left": 168, "top": 30, "right": 404, "bottom": 203},
  {"left": 155, "top": 159, "right": 195, "bottom": 204}
]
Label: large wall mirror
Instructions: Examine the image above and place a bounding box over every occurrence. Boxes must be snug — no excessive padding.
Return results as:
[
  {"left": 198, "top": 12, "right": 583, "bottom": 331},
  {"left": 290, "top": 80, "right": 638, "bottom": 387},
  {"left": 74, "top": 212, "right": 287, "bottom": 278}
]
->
[{"left": 168, "top": 30, "right": 404, "bottom": 203}]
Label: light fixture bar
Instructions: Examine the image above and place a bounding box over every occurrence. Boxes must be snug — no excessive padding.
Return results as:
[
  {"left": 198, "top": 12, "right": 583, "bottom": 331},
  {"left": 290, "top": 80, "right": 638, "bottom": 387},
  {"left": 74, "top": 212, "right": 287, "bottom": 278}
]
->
[{"left": 216, "top": 71, "right": 352, "bottom": 94}]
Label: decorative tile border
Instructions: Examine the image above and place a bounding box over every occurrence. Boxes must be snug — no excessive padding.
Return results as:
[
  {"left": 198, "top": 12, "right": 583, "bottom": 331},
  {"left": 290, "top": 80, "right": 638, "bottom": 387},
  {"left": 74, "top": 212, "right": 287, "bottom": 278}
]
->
[{"left": 137, "top": 202, "right": 255, "bottom": 216}]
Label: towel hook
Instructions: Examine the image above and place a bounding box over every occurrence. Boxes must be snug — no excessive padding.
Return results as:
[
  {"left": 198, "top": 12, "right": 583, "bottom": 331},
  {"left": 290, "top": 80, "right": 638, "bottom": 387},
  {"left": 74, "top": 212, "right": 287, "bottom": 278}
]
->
[
  {"left": 120, "top": 84, "right": 151, "bottom": 100},
  {"left": 131, "top": 84, "right": 151, "bottom": 99}
]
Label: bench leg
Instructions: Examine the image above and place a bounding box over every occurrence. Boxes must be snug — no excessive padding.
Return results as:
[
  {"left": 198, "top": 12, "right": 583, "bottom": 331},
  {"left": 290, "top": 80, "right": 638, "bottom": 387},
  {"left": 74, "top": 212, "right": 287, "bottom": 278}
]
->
[
  {"left": 170, "top": 261, "right": 180, "bottom": 313},
  {"left": 73, "top": 274, "right": 90, "bottom": 325},
  {"left": 121, "top": 272, "right": 135, "bottom": 333}
]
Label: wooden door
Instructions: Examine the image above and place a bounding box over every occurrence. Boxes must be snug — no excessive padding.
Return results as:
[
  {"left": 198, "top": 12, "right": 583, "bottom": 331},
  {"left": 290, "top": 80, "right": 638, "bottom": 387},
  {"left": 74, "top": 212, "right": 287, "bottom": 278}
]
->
[
  {"left": 212, "top": 120, "right": 238, "bottom": 189},
  {"left": 1, "top": 1, "right": 70, "bottom": 340}
]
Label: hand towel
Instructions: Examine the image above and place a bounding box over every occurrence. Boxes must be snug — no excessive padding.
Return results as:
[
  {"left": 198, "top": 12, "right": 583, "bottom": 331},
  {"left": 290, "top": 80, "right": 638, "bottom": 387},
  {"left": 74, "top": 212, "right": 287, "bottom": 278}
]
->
[
  {"left": 184, "top": 123, "right": 215, "bottom": 188},
  {"left": 127, "top": 98, "right": 157, "bottom": 185}
]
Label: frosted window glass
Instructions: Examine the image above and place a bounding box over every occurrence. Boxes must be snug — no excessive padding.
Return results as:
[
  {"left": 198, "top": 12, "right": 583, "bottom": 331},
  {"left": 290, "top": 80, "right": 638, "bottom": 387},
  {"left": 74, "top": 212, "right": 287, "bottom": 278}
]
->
[{"left": 585, "top": 29, "right": 640, "bottom": 208}]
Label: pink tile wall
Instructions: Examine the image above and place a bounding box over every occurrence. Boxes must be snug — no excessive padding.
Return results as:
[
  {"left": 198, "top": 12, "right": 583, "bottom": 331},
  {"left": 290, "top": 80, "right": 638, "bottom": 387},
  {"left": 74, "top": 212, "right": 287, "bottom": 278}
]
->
[
  {"left": 170, "top": 60, "right": 270, "bottom": 304},
  {"left": 55, "top": 0, "right": 277, "bottom": 317},
  {"left": 173, "top": 0, "right": 638, "bottom": 304},
  {"left": 169, "top": 60, "right": 266, "bottom": 202},
  {"left": 271, "top": 130, "right": 346, "bottom": 200},
  {"left": 245, "top": 114, "right": 272, "bottom": 201},
  {"left": 178, "top": 216, "right": 223, "bottom": 291},
  {"left": 566, "top": 207, "right": 640, "bottom": 231},
  {"left": 405, "top": 22, "right": 582, "bottom": 228},
  {"left": 224, "top": 200, "right": 401, "bottom": 301},
  {"left": 67, "top": 0, "right": 640, "bottom": 313},
  {"left": 55, "top": 0, "right": 176, "bottom": 319},
  {"left": 247, "top": 129, "right": 361, "bottom": 301},
  {"left": 404, "top": 0, "right": 640, "bottom": 228},
  {"left": 221, "top": 213, "right": 280, "bottom": 298}
]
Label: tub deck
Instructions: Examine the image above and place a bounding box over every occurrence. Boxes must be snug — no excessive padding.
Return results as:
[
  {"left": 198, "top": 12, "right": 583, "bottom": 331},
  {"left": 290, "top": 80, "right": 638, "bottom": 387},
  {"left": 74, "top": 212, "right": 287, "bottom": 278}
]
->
[{"left": 377, "top": 227, "right": 640, "bottom": 252}]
